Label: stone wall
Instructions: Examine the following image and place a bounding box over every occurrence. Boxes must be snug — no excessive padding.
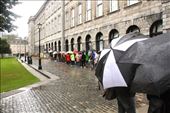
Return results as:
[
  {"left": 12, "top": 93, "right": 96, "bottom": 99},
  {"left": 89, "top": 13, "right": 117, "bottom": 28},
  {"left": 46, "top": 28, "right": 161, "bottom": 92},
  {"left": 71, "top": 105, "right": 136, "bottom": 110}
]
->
[{"left": 28, "top": 0, "right": 170, "bottom": 54}]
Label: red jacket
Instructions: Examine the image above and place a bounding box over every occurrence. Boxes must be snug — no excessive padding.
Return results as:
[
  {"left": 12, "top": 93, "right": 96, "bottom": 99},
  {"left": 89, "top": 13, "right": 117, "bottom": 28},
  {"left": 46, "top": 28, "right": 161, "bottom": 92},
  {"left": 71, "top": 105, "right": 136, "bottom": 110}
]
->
[{"left": 65, "top": 54, "right": 71, "bottom": 62}]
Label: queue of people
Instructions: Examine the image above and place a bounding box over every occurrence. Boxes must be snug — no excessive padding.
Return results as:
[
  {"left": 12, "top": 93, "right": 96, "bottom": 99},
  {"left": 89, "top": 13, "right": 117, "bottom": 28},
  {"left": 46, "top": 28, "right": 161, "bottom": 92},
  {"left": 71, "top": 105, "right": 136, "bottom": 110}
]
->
[{"left": 51, "top": 50, "right": 100, "bottom": 69}]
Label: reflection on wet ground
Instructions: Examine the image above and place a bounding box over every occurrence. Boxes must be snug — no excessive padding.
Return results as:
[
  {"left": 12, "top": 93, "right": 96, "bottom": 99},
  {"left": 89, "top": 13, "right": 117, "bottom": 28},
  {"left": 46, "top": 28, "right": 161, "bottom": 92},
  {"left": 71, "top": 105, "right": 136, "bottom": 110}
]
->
[{"left": 0, "top": 58, "right": 147, "bottom": 113}]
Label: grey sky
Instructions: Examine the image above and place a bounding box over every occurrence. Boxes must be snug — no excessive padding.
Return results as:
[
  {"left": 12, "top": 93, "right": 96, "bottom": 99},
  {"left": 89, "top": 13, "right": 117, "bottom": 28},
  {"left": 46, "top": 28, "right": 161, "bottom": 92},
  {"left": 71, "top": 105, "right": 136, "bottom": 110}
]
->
[{"left": 11, "top": 0, "right": 45, "bottom": 38}]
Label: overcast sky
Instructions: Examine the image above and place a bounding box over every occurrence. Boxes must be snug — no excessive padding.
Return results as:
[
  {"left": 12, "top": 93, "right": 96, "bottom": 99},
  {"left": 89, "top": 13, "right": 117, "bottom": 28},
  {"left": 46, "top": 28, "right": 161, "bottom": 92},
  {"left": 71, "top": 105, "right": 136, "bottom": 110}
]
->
[{"left": 10, "top": 0, "right": 45, "bottom": 38}]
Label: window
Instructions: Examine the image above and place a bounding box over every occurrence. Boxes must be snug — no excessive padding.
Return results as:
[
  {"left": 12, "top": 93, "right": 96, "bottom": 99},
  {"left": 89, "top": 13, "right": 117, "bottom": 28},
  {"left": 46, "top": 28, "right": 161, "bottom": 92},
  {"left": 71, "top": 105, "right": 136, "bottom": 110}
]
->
[
  {"left": 150, "top": 20, "right": 163, "bottom": 37},
  {"left": 77, "top": 37, "right": 82, "bottom": 51},
  {"left": 109, "top": 29, "right": 119, "bottom": 43},
  {"left": 71, "top": 8, "right": 75, "bottom": 27},
  {"left": 65, "top": 40, "right": 69, "bottom": 51},
  {"left": 86, "top": 35, "right": 91, "bottom": 51},
  {"left": 96, "top": 0, "right": 103, "bottom": 17},
  {"left": 96, "top": 32, "right": 104, "bottom": 51},
  {"left": 86, "top": 0, "right": 91, "bottom": 21},
  {"left": 78, "top": 4, "right": 82, "bottom": 24},
  {"left": 58, "top": 41, "right": 61, "bottom": 51},
  {"left": 110, "top": 0, "right": 118, "bottom": 12},
  {"left": 127, "top": 0, "right": 139, "bottom": 6},
  {"left": 58, "top": 15, "right": 61, "bottom": 31},
  {"left": 54, "top": 41, "right": 57, "bottom": 51},
  {"left": 126, "top": 25, "right": 140, "bottom": 34},
  {"left": 51, "top": 42, "right": 53, "bottom": 51},
  {"left": 71, "top": 38, "right": 74, "bottom": 51}
]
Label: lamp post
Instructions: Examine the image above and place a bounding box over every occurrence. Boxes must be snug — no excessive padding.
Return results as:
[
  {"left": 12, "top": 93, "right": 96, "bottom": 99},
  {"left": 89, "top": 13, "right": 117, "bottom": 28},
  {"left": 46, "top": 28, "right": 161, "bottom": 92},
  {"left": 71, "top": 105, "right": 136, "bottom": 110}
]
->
[
  {"left": 38, "top": 23, "right": 42, "bottom": 70},
  {"left": 24, "top": 38, "right": 26, "bottom": 62}
]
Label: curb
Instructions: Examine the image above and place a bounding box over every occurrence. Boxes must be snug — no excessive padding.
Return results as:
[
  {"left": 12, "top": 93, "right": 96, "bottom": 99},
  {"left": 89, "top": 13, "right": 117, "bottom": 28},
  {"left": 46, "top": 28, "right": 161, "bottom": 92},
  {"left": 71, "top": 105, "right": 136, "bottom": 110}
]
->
[
  {"left": 28, "top": 64, "right": 51, "bottom": 79},
  {"left": 0, "top": 59, "right": 59, "bottom": 99}
]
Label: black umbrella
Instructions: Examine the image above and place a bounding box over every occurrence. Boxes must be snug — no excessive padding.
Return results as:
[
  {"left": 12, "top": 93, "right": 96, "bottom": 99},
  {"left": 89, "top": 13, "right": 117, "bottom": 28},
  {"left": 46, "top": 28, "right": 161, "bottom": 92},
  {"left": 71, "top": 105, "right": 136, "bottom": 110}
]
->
[
  {"left": 115, "top": 32, "right": 147, "bottom": 47},
  {"left": 95, "top": 50, "right": 110, "bottom": 85},
  {"left": 95, "top": 32, "right": 148, "bottom": 89},
  {"left": 119, "top": 32, "right": 170, "bottom": 96}
]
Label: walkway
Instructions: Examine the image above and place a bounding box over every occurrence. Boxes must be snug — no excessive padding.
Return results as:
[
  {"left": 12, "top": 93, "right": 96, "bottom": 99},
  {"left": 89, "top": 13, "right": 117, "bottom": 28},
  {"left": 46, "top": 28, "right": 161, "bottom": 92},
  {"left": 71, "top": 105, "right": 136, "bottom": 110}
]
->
[{"left": 0, "top": 58, "right": 148, "bottom": 113}]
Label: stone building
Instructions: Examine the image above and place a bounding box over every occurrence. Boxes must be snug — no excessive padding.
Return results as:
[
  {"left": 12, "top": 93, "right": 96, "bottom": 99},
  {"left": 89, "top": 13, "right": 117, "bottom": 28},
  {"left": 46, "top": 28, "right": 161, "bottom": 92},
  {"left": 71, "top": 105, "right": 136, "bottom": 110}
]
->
[
  {"left": 28, "top": 0, "right": 170, "bottom": 55},
  {"left": 8, "top": 38, "right": 28, "bottom": 55}
]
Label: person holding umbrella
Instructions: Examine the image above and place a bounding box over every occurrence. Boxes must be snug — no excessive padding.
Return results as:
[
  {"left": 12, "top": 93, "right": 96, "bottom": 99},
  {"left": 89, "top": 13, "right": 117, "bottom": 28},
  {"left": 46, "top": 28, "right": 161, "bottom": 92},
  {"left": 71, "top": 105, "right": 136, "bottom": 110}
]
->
[
  {"left": 95, "top": 32, "right": 149, "bottom": 113},
  {"left": 147, "top": 94, "right": 163, "bottom": 113},
  {"left": 147, "top": 90, "right": 170, "bottom": 113},
  {"left": 146, "top": 89, "right": 170, "bottom": 113},
  {"left": 114, "top": 87, "right": 136, "bottom": 113},
  {"left": 161, "top": 89, "right": 170, "bottom": 113},
  {"left": 118, "top": 33, "right": 170, "bottom": 113}
]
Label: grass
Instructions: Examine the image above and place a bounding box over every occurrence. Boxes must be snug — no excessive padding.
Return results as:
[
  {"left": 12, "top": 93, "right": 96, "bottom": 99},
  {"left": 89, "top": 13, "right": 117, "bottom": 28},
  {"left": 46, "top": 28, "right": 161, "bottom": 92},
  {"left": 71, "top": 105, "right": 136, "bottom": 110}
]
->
[{"left": 0, "top": 57, "right": 40, "bottom": 93}]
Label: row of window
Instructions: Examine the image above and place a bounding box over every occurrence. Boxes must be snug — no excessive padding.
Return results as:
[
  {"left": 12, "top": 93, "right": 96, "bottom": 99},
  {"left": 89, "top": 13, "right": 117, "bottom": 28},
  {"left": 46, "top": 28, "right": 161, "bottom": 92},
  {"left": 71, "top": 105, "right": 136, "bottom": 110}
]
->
[
  {"left": 69, "top": 0, "right": 140, "bottom": 27},
  {"left": 43, "top": 19, "right": 162, "bottom": 52},
  {"left": 35, "top": 0, "right": 140, "bottom": 39}
]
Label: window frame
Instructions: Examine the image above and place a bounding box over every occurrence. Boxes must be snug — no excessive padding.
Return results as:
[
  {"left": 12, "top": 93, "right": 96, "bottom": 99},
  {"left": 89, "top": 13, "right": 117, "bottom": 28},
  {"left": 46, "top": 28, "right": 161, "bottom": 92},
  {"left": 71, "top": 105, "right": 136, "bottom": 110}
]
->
[
  {"left": 127, "top": 0, "right": 139, "bottom": 6},
  {"left": 109, "top": 0, "right": 118, "bottom": 12},
  {"left": 86, "top": 0, "right": 92, "bottom": 21},
  {"left": 71, "top": 8, "right": 75, "bottom": 27},
  {"left": 96, "top": 0, "right": 103, "bottom": 17},
  {"left": 78, "top": 4, "right": 82, "bottom": 24}
]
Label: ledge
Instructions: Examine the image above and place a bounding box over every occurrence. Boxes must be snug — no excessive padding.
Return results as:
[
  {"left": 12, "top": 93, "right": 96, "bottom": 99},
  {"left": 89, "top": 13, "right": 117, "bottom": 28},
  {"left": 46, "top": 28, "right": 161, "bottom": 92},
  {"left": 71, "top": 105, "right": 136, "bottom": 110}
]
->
[
  {"left": 95, "top": 15, "right": 104, "bottom": 20},
  {"left": 84, "top": 19, "right": 92, "bottom": 23},
  {"left": 107, "top": 9, "right": 120, "bottom": 15},
  {"left": 124, "top": 1, "right": 142, "bottom": 9}
]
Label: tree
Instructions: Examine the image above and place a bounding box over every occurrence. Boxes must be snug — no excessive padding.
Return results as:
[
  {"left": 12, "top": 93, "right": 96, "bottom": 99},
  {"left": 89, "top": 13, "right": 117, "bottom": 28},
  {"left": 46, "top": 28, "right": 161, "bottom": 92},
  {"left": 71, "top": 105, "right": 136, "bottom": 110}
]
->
[
  {"left": 0, "top": 38, "right": 11, "bottom": 57},
  {"left": 1, "top": 34, "right": 18, "bottom": 41},
  {"left": 0, "top": 0, "right": 19, "bottom": 32}
]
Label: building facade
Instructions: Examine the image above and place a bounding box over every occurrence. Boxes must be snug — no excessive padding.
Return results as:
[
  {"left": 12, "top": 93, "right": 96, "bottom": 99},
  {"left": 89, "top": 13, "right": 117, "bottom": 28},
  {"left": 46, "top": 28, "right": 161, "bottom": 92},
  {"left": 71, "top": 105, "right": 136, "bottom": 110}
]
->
[
  {"left": 28, "top": 0, "right": 170, "bottom": 55},
  {"left": 8, "top": 38, "right": 28, "bottom": 55}
]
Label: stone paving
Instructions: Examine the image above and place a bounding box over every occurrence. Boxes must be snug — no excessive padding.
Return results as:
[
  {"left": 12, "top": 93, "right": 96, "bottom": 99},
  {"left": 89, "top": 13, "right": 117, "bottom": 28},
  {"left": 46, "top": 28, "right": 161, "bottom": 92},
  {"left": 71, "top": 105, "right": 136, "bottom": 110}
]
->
[{"left": 0, "top": 58, "right": 148, "bottom": 113}]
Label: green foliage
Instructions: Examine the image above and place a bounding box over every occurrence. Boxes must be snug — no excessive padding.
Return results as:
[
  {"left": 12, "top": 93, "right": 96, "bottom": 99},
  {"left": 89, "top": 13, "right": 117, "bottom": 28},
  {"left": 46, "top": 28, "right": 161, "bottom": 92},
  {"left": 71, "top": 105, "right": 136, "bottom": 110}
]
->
[
  {"left": 1, "top": 34, "right": 18, "bottom": 41},
  {"left": 0, "top": 38, "right": 11, "bottom": 54},
  {"left": 0, "top": 0, "right": 19, "bottom": 32},
  {"left": 0, "top": 58, "right": 40, "bottom": 93}
]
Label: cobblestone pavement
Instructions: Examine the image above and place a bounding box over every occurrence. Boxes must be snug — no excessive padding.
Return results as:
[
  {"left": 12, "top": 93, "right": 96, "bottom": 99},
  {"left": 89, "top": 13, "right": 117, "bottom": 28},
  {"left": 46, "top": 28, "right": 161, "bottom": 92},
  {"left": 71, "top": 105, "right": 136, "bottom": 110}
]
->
[{"left": 0, "top": 58, "right": 148, "bottom": 113}]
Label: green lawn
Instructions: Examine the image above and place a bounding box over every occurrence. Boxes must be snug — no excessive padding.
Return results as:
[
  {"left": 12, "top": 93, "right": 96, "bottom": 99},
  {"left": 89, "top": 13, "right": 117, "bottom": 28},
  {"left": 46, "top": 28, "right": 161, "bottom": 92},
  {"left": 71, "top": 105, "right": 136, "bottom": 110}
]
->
[{"left": 0, "top": 58, "right": 40, "bottom": 93}]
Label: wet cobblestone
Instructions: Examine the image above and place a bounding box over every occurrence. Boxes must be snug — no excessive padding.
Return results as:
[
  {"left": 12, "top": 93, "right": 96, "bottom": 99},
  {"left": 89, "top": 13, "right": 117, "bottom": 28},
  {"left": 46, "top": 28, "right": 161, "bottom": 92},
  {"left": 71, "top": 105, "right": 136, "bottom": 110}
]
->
[{"left": 0, "top": 58, "right": 147, "bottom": 113}]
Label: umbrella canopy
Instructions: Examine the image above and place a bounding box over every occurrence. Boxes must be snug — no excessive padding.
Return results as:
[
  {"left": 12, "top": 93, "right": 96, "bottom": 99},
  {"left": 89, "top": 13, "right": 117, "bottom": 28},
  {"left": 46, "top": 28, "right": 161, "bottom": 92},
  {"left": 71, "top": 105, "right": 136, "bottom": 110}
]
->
[
  {"left": 119, "top": 32, "right": 170, "bottom": 96},
  {"left": 59, "top": 51, "right": 66, "bottom": 54},
  {"left": 115, "top": 32, "right": 146, "bottom": 47},
  {"left": 73, "top": 49, "right": 78, "bottom": 54},
  {"left": 66, "top": 51, "right": 73, "bottom": 54},
  {"left": 53, "top": 51, "right": 58, "bottom": 54},
  {"left": 95, "top": 32, "right": 148, "bottom": 89},
  {"left": 48, "top": 50, "right": 53, "bottom": 53}
]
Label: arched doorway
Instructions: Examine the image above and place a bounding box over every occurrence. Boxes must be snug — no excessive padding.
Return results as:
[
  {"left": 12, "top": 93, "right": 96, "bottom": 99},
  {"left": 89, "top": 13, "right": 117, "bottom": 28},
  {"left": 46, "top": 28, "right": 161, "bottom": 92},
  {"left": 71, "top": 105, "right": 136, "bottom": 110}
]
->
[
  {"left": 65, "top": 39, "right": 69, "bottom": 51},
  {"left": 58, "top": 41, "right": 61, "bottom": 51},
  {"left": 48, "top": 43, "right": 51, "bottom": 51},
  {"left": 109, "top": 29, "right": 119, "bottom": 43},
  {"left": 96, "top": 32, "right": 104, "bottom": 52},
  {"left": 126, "top": 25, "right": 140, "bottom": 34},
  {"left": 71, "top": 38, "right": 74, "bottom": 51},
  {"left": 51, "top": 42, "right": 53, "bottom": 51},
  {"left": 85, "top": 35, "right": 91, "bottom": 51},
  {"left": 77, "top": 36, "right": 82, "bottom": 51},
  {"left": 46, "top": 44, "right": 48, "bottom": 52},
  {"left": 54, "top": 41, "right": 57, "bottom": 51},
  {"left": 150, "top": 20, "right": 163, "bottom": 37}
]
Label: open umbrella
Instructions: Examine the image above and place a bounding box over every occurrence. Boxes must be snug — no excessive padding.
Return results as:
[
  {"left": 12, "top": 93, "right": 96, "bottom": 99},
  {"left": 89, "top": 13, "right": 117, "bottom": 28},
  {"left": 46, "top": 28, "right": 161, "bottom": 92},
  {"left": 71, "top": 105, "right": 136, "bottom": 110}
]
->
[
  {"left": 66, "top": 51, "right": 73, "bottom": 54},
  {"left": 73, "top": 49, "right": 78, "bottom": 54},
  {"left": 53, "top": 51, "right": 57, "bottom": 55},
  {"left": 95, "top": 32, "right": 148, "bottom": 89},
  {"left": 119, "top": 32, "right": 170, "bottom": 96},
  {"left": 48, "top": 50, "right": 53, "bottom": 53}
]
